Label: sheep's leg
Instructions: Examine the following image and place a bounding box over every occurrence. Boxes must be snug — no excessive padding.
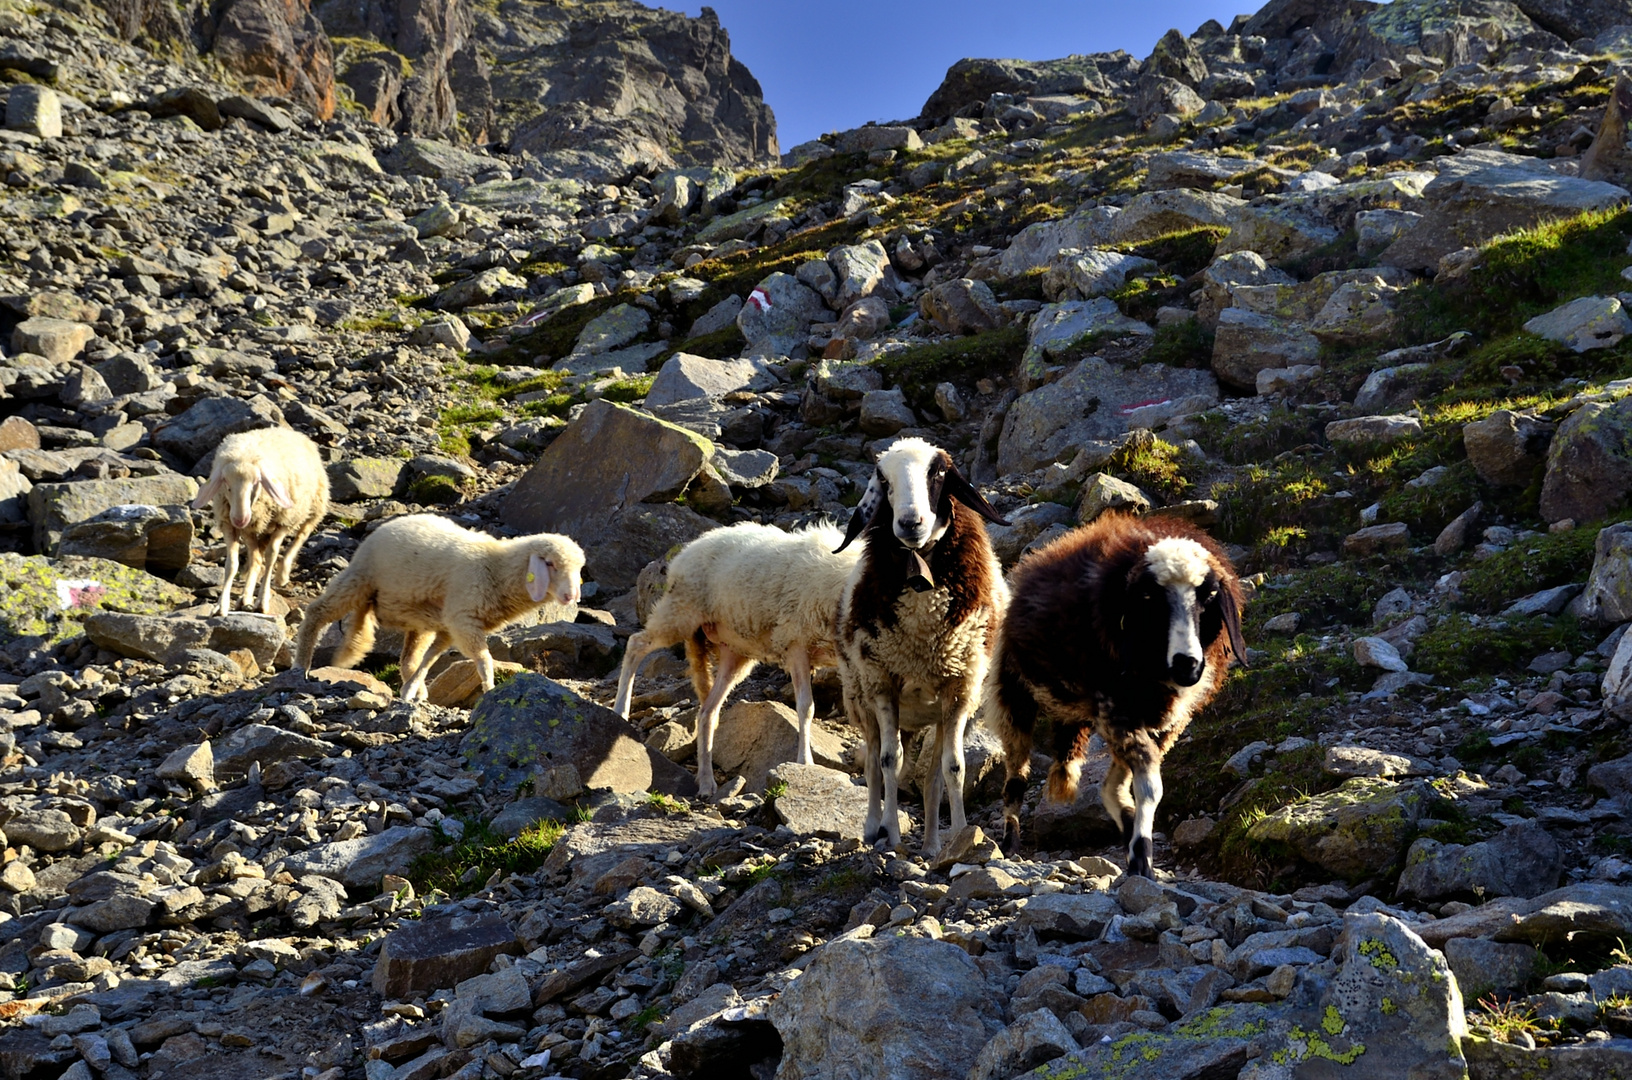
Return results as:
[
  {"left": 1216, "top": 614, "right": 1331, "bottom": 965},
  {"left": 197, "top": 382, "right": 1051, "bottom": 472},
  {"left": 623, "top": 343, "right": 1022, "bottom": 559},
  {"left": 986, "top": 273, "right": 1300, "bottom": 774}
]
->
[
  {"left": 613, "top": 629, "right": 665, "bottom": 718},
  {"left": 932, "top": 688, "right": 974, "bottom": 854},
  {"left": 258, "top": 531, "right": 288, "bottom": 612},
  {"left": 1128, "top": 761, "right": 1163, "bottom": 880},
  {"left": 847, "top": 683, "right": 885, "bottom": 846},
  {"left": 874, "top": 693, "right": 904, "bottom": 851},
  {"left": 1099, "top": 757, "right": 1136, "bottom": 852},
  {"left": 402, "top": 631, "right": 454, "bottom": 702},
  {"left": 241, "top": 538, "right": 267, "bottom": 616},
  {"left": 446, "top": 622, "right": 496, "bottom": 694},
  {"left": 398, "top": 631, "right": 434, "bottom": 700},
  {"left": 278, "top": 515, "right": 320, "bottom": 586},
  {"left": 219, "top": 531, "right": 242, "bottom": 618},
  {"left": 788, "top": 646, "right": 814, "bottom": 766},
  {"left": 993, "top": 674, "right": 1038, "bottom": 857},
  {"left": 694, "top": 646, "right": 752, "bottom": 801},
  {"left": 922, "top": 737, "right": 945, "bottom": 857}
]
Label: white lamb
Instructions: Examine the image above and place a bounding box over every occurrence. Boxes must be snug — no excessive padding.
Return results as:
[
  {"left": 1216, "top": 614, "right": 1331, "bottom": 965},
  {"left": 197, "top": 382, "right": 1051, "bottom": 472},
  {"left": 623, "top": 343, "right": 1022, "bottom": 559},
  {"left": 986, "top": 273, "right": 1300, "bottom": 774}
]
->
[
  {"left": 613, "top": 521, "right": 860, "bottom": 799},
  {"left": 292, "top": 514, "right": 585, "bottom": 702},
  {"left": 192, "top": 426, "right": 330, "bottom": 617}
]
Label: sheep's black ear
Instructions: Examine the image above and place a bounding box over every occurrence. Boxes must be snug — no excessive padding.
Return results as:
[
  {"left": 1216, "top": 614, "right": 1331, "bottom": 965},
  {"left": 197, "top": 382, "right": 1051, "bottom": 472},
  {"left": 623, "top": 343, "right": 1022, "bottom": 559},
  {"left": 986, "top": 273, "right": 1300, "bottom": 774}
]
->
[
  {"left": 836, "top": 471, "right": 883, "bottom": 553},
  {"left": 942, "top": 461, "right": 1009, "bottom": 526},
  {"left": 1220, "top": 583, "right": 1248, "bottom": 668}
]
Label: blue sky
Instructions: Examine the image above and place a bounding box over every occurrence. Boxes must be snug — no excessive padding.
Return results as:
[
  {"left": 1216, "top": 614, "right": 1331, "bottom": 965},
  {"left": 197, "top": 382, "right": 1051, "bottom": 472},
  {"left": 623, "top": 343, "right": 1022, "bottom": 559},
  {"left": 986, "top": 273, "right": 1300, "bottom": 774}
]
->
[{"left": 680, "top": 2, "right": 1264, "bottom": 148}]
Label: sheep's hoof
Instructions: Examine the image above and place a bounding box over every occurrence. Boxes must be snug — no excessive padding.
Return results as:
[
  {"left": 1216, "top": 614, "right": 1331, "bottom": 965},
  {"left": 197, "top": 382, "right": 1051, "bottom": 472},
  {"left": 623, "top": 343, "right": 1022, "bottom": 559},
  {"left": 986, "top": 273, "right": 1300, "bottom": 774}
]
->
[{"left": 999, "top": 821, "right": 1022, "bottom": 857}]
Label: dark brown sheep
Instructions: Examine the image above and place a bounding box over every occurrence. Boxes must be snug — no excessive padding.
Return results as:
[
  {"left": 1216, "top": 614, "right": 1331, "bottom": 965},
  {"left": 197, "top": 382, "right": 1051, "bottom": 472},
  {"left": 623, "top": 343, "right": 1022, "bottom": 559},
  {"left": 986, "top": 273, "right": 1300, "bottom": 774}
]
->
[{"left": 988, "top": 513, "right": 1246, "bottom": 877}]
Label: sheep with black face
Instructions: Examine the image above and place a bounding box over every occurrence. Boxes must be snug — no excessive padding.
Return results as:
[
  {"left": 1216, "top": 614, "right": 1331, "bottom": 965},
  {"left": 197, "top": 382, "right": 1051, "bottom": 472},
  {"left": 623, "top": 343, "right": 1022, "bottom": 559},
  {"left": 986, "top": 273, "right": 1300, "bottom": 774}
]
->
[
  {"left": 834, "top": 437, "right": 1010, "bottom": 854},
  {"left": 988, "top": 513, "right": 1246, "bottom": 877}
]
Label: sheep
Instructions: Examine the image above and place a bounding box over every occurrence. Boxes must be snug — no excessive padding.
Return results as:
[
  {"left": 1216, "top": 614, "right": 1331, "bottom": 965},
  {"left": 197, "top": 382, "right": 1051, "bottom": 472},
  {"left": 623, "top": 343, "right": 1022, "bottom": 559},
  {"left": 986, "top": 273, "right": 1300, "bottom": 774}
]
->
[
  {"left": 987, "top": 514, "right": 1246, "bottom": 878},
  {"left": 292, "top": 514, "right": 584, "bottom": 702},
  {"left": 834, "top": 437, "right": 1010, "bottom": 854},
  {"left": 612, "top": 521, "right": 861, "bottom": 799},
  {"left": 191, "top": 426, "right": 330, "bottom": 617}
]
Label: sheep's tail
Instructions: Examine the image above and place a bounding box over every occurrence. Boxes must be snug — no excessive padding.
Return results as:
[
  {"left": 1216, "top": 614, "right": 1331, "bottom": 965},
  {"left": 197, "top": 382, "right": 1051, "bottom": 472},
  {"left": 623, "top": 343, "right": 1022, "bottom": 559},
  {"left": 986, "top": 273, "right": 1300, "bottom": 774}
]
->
[
  {"left": 293, "top": 568, "right": 373, "bottom": 671},
  {"left": 684, "top": 628, "right": 715, "bottom": 708},
  {"left": 1046, "top": 726, "right": 1095, "bottom": 805}
]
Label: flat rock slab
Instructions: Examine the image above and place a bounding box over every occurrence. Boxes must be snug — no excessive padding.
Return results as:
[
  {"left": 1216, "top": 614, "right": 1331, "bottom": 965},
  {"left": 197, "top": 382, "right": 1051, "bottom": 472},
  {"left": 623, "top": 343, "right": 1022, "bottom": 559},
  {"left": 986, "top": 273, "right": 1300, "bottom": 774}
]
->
[
  {"left": 213, "top": 723, "right": 336, "bottom": 776},
  {"left": 712, "top": 701, "right": 849, "bottom": 792},
  {"left": 372, "top": 914, "right": 519, "bottom": 998},
  {"left": 542, "top": 816, "right": 736, "bottom": 889},
  {"left": 85, "top": 611, "right": 284, "bottom": 667},
  {"left": 280, "top": 825, "right": 435, "bottom": 890},
  {"left": 1246, "top": 777, "right": 1432, "bottom": 879},
  {"left": 27, "top": 474, "right": 199, "bottom": 553},
  {"left": 0, "top": 551, "right": 192, "bottom": 648},
  {"left": 1465, "top": 1036, "right": 1632, "bottom": 1080},
  {"left": 461, "top": 673, "right": 698, "bottom": 799},
  {"left": 768, "top": 762, "right": 905, "bottom": 840}
]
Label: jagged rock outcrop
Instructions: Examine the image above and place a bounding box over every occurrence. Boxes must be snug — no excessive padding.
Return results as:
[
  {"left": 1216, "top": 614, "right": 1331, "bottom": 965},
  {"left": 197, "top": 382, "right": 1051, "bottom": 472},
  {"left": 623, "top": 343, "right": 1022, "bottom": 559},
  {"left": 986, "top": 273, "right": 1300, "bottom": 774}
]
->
[
  {"left": 315, "top": 0, "right": 774, "bottom": 173},
  {"left": 919, "top": 53, "right": 1139, "bottom": 122}
]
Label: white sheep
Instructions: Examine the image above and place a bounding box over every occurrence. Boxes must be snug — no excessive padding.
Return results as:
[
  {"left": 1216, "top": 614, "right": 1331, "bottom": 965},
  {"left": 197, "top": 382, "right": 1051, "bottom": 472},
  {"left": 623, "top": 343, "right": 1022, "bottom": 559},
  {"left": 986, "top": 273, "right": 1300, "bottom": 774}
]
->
[
  {"left": 192, "top": 426, "right": 330, "bottom": 617},
  {"left": 835, "top": 437, "right": 1010, "bottom": 854},
  {"left": 292, "top": 514, "right": 585, "bottom": 701},
  {"left": 612, "top": 521, "right": 860, "bottom": 799}
]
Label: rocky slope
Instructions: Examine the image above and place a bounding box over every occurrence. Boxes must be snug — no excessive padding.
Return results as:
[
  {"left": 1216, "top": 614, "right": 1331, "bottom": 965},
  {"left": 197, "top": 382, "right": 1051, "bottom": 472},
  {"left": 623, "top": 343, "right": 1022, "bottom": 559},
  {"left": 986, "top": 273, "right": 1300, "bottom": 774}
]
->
[{"left": 11, "top": 0, "right": 1632, "bottom": 1078}]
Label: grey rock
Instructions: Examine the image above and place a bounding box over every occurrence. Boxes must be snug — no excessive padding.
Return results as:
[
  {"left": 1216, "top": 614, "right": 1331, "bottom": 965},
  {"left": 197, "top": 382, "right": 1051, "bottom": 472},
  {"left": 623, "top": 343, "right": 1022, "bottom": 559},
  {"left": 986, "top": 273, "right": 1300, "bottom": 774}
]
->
[
  {"left": 84, "top": 611, "right": 284, "bottom": 667},
  {"left": 999, "top": 208, "right": 1121, "bottom": 277},
  {"left": 28, "top": 474, "right": 200, "bottom": 555},
  {"left": 998, "top": 357, "right": 1216, "bottom": 474},
  {"left": 281, "top": 826, "right": 436, "bottom": 891},
  {"left": 769, "top": 935, "right": 1004, "bottom": 1080},
  {"left": 919, "top": 279, "right": 1003, "bottom": 335},
  {"left": 373, "top": 915, "right": 520, "bottom": 998},
  {"left": 1577, "top": 523, "right": 1632, "bottom": 624},
  {"left": 327, "top": 457, "right": 407, "bottom": 502},
  {"left": 2, "top": 807, "right": 81, "bottom": 851},
  {"left": 1014, "top": 892, "right": 1122, "bottom": 940},
  {"left": 711, "top": 701, "right": 847, "bottom": 792},
  {"left": 769, "top": 762, "right": 899, "bottom": 840},
  {"left": 502, "top": 399, "right": 716, "bottom": 590},
  {"left": 1398, "top": 821, "right": 1563, "bottom": 901},
  {"left": 1247, "top": 778, "right": 1432, "bottom": 878},
  {"left": 57, "top": 504, "right": 193, "bottom": 572},
  {"left": 1525, "top": 296, "right": 1632, "bottom": 352},
  {"left": 858, "top": 388, "right": 916, "bottom": 437},
  {"left": 966, "top": 1009, "right": 1078, "bottom": 1080},
  {"left": 1542, "top": 395, "right": 1632, "bottom": 524},
  {"left": 11, "top": 316, "right": 92, "bottom": 362},
  {"left": 1465, "top": 410, "right": 1554, "bottom": 487},
  {"left": 1444, "top": 937, "right": 1538, "bottom": 1002},
  {"left": 213, "top": 723, "right": 336, "bottom": 777},
  {"left": 1108, "top": 189, "right": 1243, "bottom": 246},
  {"left": 646, "top": 353, "right": 772, "bottom": 408},
  {"left": 461, "top": 673, "right": 697, "bottom": 797},
  {"left": 152, "top": 396, "right": 283, "bottom": 469},
  {"left": 737, "top": 272, "right": 829, "bottom": 358},
  {"left": 5, "top": 84, "right": 61, "bottom": 138},
  {"left": 1019, "top": 299, "right": 1155, "bottom": 389},
  {"left": 1383, "top": 149, "right": 1630, "bottom": 271},
  {"left": 1042, "top": 249, "right": 1158, "bottom": 302}
]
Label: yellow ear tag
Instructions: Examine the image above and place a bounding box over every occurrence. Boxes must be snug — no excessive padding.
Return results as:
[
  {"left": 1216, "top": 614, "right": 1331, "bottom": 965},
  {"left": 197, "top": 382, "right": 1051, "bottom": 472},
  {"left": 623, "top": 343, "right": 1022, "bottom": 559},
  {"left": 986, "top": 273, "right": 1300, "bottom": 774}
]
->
[{"left": 526, "top": 571, "right": 536, "bottom": 582}]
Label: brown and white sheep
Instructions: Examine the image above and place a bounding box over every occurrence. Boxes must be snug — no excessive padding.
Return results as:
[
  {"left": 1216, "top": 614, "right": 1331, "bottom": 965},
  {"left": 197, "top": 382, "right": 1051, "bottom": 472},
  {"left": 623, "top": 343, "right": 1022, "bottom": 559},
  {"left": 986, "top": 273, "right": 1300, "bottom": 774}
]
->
[{"left": 835, "top": 437, "right": 1010, "bottom": 854}]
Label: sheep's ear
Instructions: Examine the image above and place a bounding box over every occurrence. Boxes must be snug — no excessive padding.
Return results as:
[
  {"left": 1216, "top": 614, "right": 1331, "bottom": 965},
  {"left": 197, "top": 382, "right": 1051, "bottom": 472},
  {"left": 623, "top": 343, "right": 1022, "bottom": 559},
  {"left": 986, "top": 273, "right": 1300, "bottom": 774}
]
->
[
  {"left": 942, "top": 461, "right": 1009, "bottom": 526},
  {"left": 836, "top": 471, "right": 883, "bottom": 553},
  {"left": 1221, "top": 583, "right": 1248, "bottom": 669},
  {"left": 191, "top": 473, "right": 224, "bottom": 509},
  {"left": 259, "top": 469, "right": 295, "bottom": 508},
  {"left": 526, "top": 553, "right": 552, "bottom": 604}
]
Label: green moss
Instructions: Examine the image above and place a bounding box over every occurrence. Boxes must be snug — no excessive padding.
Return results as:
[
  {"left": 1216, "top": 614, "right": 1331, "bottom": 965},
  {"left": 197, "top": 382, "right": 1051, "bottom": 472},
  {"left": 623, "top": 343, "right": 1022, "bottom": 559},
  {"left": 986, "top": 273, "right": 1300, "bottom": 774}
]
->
[
  {"left": 1202, "top": 407, "right": 1326, "bottom": 465},
  {"left": 1143, "top": 319, "right": 1214, "bottom": 369},
  {"left": 407, "top": 475, "right": 464, "bottom": 505},
  {"left": 601, "top": 374, "right": 656, "bottom": 403},
  {"left": 1211, "top": 461, "right": 1339, "bottom": 551},
  {"left": 872, "top": 325, "right": 1027, "bottom": 402},
  {"left": 1376, "top": 460, "right": 1482, "bottom": 538},
  {"left": 1414, "top": 614, "right": 1593, "bottom": 683},
  {"left": 1109, "top": 434, "right": 1192, "bottom": 501},
  {"left": 407, "top": 818, "right": 563, "bottom": 897},
  {"left": 440, "top": 403, "right": 504, "bottom": 426},
  {"left": 1457, "top": 523, "right": 1609, "bottom": 614},
  {"left": 1116, "top": 226, "right": 1229, "bottom": 278}
]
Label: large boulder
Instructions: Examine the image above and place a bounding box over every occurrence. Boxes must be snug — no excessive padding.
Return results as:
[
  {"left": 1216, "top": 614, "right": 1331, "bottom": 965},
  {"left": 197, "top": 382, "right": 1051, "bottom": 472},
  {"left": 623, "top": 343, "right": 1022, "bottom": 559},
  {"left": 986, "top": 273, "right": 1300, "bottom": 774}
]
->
[
  {"left": 1396, "top": 820, "right": 1563, "bottom": 901},
  {"left": 1042, "top": 249, "right": 1159, "bottom": 302},
  {"left": 84, "top": 612, "right": 285, "bottom": 667},
  {"left": 1577, "top": 522, "right": 1632, "bottom": 623},
  {"left": 736, "top": 272, "right": 829, "bottom": 358},
  {"left": 1382, "top": 149, "right": 1630, "bottom": 271},
  {"left": 1540, "top": 394, "right": 1632, "bottom": 524},
  {"left": 210, "top": 0, "right": 336, "bottom": 121},
  {"left": 918, "top": 279, "right": 1003, "bottom": 335},
  {"left": 1108, "top": 189, "right": 1244, "bottom": 246},
  {"left": 461, "top": 673, "right": 697, "bottom": 798},
  {"left": 1246, "top": 778, "right": 1433, "bottom": 879},
  {"left": 997, "top": 358, "right": 1218, "bottom": 474},
  {"left": 1514, "top": 0, "right": 1632, "bottom": 43},
  {"left": 827, "top": 241, "right": 895, "bottom": 310},
  {"left": 768, "top": 935, "right": 1004, "bottom": 1080},
  {"left": 280, "top": 826, "right": 435, "bottom": 891},
  {"left": 27, "top": 474, "right": 200, "bottom": 555},
  {"left": 1195, "top": 251, "right": 1296, "bottom": 328},
  {"left": 57, "top": 505, "right": 194, "bottom": 572},
  {"left": 1212, "top": 268, "right": 1411, "bottom": 389},
  {"left": 644, "top": 353, "right": 774, "bottom": 408},
  {"left": 11, "top": 317, "right": 95, "bottom": 364},
  {"left": 709, "top": 702, "right": 848, "bottom": 792},
  {"left": 1017, "top": 299, "right": 1155, "bottom": 390},
  {"left": 501, "top": 400, "right": 717, "bottom": 590},
  {"left": 1463, "top": 409, "right": 1554, "bottom": 487},
  {"left": 1525, "top": 296, "right": 1632, "bottom": 353},
  {"left": 999, "top": 207, "right": 1121, "bottom": 277},
  {"left": 1218, "top": 198, "right": 1340, "bottom": 263},
  {"left": 152, "top": 396, "right": 283, "bottom": 469}
]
